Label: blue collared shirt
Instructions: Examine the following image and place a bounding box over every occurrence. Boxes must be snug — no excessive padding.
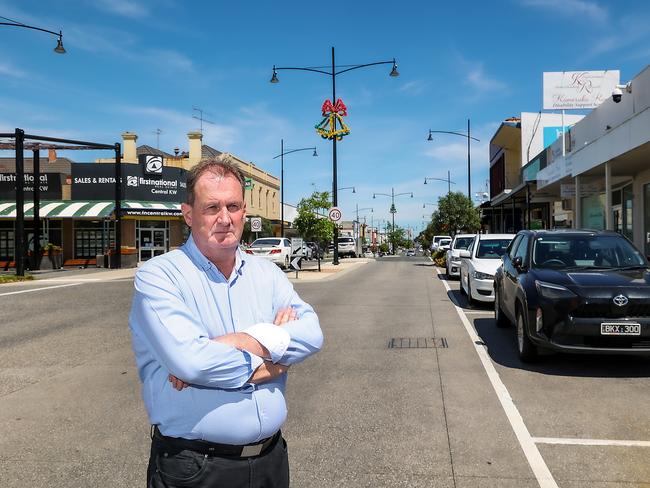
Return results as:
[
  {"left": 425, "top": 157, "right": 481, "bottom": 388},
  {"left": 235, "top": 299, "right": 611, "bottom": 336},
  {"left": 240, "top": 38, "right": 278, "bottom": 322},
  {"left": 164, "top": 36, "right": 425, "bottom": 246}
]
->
[{"left": 129, "top": 235, "right": 323, "bottom": 444}]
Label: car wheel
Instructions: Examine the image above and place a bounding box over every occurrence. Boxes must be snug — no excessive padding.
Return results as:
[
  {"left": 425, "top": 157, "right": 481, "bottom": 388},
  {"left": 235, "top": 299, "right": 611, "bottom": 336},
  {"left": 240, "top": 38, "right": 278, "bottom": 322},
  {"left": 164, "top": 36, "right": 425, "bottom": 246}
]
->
[
  {"left": 467, "top": 278, "right": 477, "bottom": 306},
  {"left": 494, "top": 286, "right": 510, "bottom": 328},
  {"left": 446, "top": 262, "right": 451, "bottom": 278},
  {"left": 516, "top": 309, "right": 538, "bottom": 362}
]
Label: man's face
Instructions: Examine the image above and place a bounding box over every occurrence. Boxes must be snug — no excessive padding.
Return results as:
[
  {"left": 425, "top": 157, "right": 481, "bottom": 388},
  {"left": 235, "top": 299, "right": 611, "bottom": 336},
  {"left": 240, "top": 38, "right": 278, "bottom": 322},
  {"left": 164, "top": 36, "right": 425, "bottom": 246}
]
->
[{"left": 181, "top": 172, "right": 246, "bottom": 256}]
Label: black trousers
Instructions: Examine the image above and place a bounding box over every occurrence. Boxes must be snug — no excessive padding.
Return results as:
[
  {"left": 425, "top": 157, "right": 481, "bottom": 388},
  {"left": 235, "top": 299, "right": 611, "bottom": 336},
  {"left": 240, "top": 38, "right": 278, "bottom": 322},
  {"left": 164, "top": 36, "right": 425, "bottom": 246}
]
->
[{"left": 147, "top": 434, "right": 290, "bottom": 488}]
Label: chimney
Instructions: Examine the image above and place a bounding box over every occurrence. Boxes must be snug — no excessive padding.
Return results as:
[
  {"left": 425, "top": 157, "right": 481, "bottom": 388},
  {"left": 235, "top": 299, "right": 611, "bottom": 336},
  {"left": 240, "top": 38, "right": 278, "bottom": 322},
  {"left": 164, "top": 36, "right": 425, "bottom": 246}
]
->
[
  {"left": 187, "top": 131, "right": 203, "bottom": 168},
  {"left": 121, "top": 132, "right": 138, "bottom": 163}
]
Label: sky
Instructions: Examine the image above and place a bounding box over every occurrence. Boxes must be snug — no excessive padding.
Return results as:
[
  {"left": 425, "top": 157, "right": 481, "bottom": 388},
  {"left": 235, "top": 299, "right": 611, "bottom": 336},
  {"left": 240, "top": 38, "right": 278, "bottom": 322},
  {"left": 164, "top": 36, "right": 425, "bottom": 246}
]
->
[{"left": 1, "top": 0, "right": 650, "bottom": 234}]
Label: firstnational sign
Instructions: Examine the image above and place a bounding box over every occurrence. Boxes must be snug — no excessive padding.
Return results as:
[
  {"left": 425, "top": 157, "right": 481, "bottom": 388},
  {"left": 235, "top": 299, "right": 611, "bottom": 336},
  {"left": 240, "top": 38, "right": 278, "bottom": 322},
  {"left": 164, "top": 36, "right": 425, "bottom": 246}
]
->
[
  {"left": 543, "top": 71, "right": 620, "bottom": 110},
  {"left": 71, "top": 163, "right": 186, "bottom": 202}
]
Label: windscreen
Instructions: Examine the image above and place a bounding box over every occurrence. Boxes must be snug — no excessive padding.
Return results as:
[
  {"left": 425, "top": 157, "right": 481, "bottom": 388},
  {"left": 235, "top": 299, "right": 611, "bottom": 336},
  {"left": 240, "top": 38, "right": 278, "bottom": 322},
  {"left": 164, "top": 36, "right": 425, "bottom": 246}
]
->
[
  {"left": 533, "top": 234, "right": 647, "bottom": 269},
  {"left": 454, "top": 237, "right": 474, "bottom": 250},
  {"left": 476, "top": 239, "right": 511, "bottom": 259}
]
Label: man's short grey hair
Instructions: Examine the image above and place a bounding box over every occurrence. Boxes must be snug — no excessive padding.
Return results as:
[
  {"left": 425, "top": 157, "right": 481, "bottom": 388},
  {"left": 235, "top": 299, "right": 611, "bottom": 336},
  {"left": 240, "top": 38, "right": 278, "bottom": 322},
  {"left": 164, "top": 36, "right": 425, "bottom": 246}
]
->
[{"left": 185, "top": 155, "right": 246, "bottom": 205}]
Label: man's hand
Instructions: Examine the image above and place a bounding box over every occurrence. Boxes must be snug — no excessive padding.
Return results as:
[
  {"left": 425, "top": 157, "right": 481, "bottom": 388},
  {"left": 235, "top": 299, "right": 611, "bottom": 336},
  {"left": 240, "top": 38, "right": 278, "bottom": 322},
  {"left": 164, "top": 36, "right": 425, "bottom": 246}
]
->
[
  {"left": 169, "top": 374, "right": 189, "bottom": 391},
  {"left": 215, "top": 332, "right": 270, "bottom": 358},
  {"left": 249, "top": 360, "right": 290, "bottom": 384},
  {"left": 274, "top": 307, "right": 297, "bottom": 325}
]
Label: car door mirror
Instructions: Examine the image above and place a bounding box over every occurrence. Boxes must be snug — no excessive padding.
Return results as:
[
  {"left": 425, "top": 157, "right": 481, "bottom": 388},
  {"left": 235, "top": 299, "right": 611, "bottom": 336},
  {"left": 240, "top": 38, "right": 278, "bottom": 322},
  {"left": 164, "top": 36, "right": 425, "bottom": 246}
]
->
[
  {"left": 459, "top": 250, "right": 471, "bottom": 259},
  {"left": 513, "top": 256, "right": 525, "bottom": 271}
]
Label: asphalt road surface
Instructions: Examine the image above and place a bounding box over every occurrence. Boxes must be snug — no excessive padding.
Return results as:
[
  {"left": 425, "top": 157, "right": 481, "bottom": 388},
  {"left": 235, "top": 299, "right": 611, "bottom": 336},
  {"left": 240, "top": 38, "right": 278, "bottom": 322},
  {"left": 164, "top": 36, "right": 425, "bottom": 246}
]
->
[{"left": 0, "top": 257, "right": 649, "bottom": 487}]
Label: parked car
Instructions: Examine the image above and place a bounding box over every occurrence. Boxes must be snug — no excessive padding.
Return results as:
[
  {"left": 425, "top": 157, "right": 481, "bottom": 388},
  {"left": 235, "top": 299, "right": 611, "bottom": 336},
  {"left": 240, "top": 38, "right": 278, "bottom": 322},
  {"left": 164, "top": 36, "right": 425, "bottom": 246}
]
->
[
  {"left": 438, "top": 238, "right": 452, "bottom": 251},
  {"left": 406, "top": 249, "right": 416, "bottom": 257},
  {"left": 446, "top": 234, "right": 475, "bottom": 278},
  {"left": 306, "top": 241, "right": 324, "bottom": 260},
  {"left": 494, "top": 229, "right": 650, "bottom": 362},
  {"left": 337, "top": 236, "right": 357, "bottom": 258},
  {"left": 459, "top": 233, "right": 515, "bottom": 305},
  {"left": 431, "top": 235, "right": 452, "bottom": 252},
  {"left": 245, "top": 237, "right": 292, "bottom": 269}
]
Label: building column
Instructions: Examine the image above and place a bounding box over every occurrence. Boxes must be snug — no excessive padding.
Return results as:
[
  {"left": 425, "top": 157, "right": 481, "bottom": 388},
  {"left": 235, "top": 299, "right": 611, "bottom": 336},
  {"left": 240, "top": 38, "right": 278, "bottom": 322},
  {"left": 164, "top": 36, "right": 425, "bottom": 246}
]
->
[
  {"left": 575, "top": 175, "right": 581, "bottom": 229},
  {"left": 605, "top": 161, "right": 612, "bottom": 230}
]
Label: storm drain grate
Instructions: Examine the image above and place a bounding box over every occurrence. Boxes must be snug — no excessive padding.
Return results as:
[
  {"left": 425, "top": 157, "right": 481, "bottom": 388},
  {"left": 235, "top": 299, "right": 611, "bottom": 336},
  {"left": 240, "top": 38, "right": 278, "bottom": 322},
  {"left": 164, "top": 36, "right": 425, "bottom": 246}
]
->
[{"left": 388, "top": 337, "right": 448, "bottom": 349}]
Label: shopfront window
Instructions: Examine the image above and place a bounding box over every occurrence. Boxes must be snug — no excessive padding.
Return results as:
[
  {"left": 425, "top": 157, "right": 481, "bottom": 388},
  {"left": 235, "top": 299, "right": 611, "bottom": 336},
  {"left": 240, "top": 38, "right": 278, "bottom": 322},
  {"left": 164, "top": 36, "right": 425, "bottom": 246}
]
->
[
  {"left": 0, "top": 221, "right": 14, "bottom": 260},
  {"left": 74, "top": 221, "right": 114, "bottom": 258},
  {"left": 581, "top": 194, "right": 605, "bottom": 229}
]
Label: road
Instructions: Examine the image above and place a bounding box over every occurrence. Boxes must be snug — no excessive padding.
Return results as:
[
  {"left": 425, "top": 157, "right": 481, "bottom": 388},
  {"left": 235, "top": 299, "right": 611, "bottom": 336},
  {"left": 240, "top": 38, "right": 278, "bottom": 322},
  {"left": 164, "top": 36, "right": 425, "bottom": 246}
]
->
[{"left": 0, "top": 257, "right": 649, "bottom": 487}]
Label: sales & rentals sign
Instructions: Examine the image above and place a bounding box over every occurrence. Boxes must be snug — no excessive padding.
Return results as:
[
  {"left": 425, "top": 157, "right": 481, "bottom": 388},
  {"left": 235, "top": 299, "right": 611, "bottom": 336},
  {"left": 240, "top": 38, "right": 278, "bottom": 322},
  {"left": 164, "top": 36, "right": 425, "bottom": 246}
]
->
[{"left": 71, "top": 161, "right": 186, "bottom": 202}]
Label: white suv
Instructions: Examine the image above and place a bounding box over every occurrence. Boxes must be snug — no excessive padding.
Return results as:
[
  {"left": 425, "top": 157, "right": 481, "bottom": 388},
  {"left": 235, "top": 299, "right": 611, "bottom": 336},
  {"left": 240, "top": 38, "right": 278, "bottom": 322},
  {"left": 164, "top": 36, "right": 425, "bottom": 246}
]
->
[
  {"left": 445, "top": 234, "right": 475, "bottom": 278},
  {"left": 337, "top": 236, "right": 357, "bottom": 258},
  {"left": 431, "top": 235, "right": 452, "bottom": 252}
]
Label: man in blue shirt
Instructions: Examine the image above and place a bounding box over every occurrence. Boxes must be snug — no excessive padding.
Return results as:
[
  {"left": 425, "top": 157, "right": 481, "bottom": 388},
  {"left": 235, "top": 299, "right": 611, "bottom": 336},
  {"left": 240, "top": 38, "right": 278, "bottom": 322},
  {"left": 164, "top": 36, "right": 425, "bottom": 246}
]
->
[{"left": 129, "top": 157, "right": 323, "bottom": 487}]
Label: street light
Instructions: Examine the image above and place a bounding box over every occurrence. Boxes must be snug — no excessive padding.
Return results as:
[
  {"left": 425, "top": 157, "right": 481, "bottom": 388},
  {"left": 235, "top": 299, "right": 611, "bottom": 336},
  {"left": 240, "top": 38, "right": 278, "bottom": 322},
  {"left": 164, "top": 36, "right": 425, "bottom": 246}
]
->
[
  {"left": 273, "top": 139, "right": 318, "bottom": 237},
  {"left": 0, "top": 16, "right": 66, "bottom": 53},
  {"left": 423, "top": 203, "right": 437, "bottom": 210},
  {"left": 427, "top": 119, "right": 479, "bottom": 198},
  {"left": 271, "top": 47, "right": 398, "bottom": 265},
  {"left": 424, "top": 170, "right": 456, "bottom": 195},
  {"left": 373, "top": 188, "right": 413, "bottom": 254}
]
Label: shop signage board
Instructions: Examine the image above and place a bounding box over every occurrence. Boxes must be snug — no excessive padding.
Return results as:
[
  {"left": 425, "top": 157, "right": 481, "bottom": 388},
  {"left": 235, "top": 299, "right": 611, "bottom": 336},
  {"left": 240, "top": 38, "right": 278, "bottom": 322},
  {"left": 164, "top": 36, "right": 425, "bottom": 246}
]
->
[
  {"left": 71, "top": 163, "right": 187, "bottom": 202},
  {"left": 543, "top": 71, "right": 620, "bottom": 110},
  {"left": 0, "top": 172, "right": 62, "bottom": 199}
]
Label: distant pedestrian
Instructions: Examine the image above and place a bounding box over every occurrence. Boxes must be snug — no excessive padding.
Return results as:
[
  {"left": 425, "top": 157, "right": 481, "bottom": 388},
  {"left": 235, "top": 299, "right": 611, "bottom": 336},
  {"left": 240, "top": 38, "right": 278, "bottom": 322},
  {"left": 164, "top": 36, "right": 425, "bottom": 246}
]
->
[{"left": 129, "top": 156, "right": 323, "bottom": 487}]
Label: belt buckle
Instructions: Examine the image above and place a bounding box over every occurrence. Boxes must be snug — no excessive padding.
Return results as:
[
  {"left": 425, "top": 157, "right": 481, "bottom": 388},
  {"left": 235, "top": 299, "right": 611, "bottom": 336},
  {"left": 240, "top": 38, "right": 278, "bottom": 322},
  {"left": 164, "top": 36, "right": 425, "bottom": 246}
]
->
[{"left": 240, "top": 443, "right": 263, "bottom": 457}]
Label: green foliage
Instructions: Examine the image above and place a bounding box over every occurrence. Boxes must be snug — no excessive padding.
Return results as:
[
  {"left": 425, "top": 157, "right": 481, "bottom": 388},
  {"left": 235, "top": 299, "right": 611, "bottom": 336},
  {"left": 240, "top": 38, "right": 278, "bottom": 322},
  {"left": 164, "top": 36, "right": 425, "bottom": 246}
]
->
[
  {"left": 242, "top": 217, "right": 274, "bottom": 243},
  {"left": 378, "top": 242, "right": 390, "bottom": 253},
  {"left": 433, "top": 248, "right": 446, "bottom": 267},
  {"left": 293, "top": 191, "right": 335, "bottom": 246},
  {"left": 431, "top": 192, "right": 480, "bottom": 236}
]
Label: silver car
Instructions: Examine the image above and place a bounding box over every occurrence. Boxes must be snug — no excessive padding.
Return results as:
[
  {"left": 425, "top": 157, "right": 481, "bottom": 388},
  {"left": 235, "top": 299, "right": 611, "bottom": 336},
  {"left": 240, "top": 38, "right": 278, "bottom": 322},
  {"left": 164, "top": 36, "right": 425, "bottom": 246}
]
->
[{"left": 245, "top": 237, "right": 292, "bottom": 269}]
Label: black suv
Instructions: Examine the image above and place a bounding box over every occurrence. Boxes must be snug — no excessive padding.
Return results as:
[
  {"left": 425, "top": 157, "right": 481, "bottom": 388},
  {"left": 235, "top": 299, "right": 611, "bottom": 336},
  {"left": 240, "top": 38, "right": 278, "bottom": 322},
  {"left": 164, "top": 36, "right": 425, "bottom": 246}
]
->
[{"left": 494, "top": 229, "right": 650, "bottom": 362}]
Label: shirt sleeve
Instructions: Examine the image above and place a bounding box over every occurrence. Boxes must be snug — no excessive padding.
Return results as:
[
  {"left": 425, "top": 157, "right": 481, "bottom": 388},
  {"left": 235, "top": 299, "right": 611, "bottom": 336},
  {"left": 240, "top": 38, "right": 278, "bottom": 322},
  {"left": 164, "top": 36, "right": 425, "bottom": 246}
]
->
[
  {"left": 242, "top": 323, "right": 291, "bottom": 363},
  {"left": 270, "top": 266, "right": 324, "bottom": 365},
  {"left": 129, "top": 263, "right": 261, "bottom": 390}
]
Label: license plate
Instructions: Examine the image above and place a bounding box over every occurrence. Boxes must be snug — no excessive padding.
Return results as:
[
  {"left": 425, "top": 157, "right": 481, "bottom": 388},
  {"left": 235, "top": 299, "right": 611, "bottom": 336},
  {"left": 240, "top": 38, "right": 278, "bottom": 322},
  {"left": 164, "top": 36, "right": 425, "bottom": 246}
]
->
[{"left": 600, "top": 323, "right": 641, "bottom": 335}]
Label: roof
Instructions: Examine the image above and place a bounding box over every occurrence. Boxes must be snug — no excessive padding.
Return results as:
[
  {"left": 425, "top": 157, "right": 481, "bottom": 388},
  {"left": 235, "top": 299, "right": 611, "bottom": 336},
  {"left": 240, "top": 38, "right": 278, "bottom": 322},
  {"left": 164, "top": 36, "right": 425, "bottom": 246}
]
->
[
  {"left": 0, "top": 157, "right": 74, "bottom": 175},
  {"left": 137, "top": 145, "right": 175, "bottom": 158},
  {"left": 201, "top": 144, "right": 223, "bottom": 159}
]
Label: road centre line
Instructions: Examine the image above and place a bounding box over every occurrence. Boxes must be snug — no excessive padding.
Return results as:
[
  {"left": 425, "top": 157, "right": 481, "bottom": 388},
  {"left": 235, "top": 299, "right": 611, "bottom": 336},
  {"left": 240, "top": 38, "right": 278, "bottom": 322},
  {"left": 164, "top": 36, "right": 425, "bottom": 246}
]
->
[
  {"left": 534, "top": 437, "right": 650, "bottom": 447},
  {"left": 0, "top": 282, "right": 83, "bottom": 296},
  {"left": 436, "top": 268, "right": 559, "bottom": 488}
]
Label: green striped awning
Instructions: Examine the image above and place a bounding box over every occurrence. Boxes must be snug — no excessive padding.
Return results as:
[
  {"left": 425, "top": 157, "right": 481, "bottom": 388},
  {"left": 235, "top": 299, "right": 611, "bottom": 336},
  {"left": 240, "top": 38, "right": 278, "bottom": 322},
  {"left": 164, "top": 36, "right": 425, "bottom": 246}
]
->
[{"left": 0, "top": 201, "right": 115, "bottom": 218}]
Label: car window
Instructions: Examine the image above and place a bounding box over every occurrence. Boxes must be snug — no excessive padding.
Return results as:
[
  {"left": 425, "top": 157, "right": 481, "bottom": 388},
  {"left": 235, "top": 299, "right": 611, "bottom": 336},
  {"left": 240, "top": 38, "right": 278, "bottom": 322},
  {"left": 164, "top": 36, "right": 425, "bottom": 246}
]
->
[
  {"left": 533, "top": 234, "right": 647, "bottom": 269},
  {"left": 454, "top": 237, "right": 474, "bottom": 250},
  {"left": 476, "top": 239, "right": 511, "bottom": 259},
  {"left": 251, "top": 238, "right": 280, "bottom": 247},
  {"left": 507, "top": 235, "right": 523, "bottom": 259},
  {"left": 513, "top": 235, "right": 530, "bottom": 263}
]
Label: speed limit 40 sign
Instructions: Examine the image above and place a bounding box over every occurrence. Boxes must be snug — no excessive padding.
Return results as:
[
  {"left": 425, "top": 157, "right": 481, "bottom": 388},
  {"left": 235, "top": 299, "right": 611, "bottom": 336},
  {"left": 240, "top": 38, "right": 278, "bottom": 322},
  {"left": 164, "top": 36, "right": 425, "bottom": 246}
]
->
[
  {"left": 250, "top": 217, "right": 262, "bottom": 232},
  {"left": 328, "top": 207, "right": 342, "bottom": 222}
]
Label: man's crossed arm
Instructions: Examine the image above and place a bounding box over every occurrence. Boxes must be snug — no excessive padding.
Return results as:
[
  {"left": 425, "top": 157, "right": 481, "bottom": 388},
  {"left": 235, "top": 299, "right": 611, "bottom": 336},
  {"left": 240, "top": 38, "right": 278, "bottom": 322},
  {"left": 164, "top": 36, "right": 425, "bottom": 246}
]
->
[{"left": 168, "top": 307, "right": 297, "bottom": 390}]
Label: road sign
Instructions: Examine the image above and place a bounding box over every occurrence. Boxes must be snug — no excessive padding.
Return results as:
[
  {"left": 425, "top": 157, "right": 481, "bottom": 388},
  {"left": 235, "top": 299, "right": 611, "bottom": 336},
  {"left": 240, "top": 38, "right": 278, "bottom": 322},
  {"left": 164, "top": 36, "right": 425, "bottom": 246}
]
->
[
  {"left": 290, "top": 255, "right": 302, "bottom": 270},
  {"left": 328, "top": 207, "right": 342, "bottom": 222},
  {"left": 250, "top": 217, "right": 262, "bottom": 232},
  {"left": 245, "top": 177, "right": 253, "bottom": 189}
]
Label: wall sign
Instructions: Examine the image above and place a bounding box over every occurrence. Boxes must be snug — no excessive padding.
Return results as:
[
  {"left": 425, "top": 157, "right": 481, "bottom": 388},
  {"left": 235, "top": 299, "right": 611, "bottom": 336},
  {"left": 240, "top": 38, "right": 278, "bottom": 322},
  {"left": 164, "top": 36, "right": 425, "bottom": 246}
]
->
[
  {"left": 543, "top": 71, "right": 620, "bottom": 110},
  {"left": 0, "top": 172, "right": 62, "bottom": 199}
]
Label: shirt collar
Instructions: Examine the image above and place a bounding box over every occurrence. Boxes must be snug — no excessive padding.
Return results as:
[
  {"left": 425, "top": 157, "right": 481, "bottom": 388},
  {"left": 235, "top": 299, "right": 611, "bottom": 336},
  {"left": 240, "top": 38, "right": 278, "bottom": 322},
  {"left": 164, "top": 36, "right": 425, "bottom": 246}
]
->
[{"left": 183, "top": 234, "right": 247, "bottom": 277}]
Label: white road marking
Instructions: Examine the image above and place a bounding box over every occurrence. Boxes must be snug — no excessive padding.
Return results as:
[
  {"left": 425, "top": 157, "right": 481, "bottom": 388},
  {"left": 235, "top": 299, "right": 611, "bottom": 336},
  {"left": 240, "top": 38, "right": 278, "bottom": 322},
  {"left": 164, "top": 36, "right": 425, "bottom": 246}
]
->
[
  {"left": 36, "top": 278, "right": 103, "bottom": 282},
  {"left": 0, "top": 282, "right": 83, "bottom": 296},
  {"left": 437, "top": 268, "right": 559, "bottom": 488},
  {"left": 534, "top": 437, "right": 650, "bottom": 447}
]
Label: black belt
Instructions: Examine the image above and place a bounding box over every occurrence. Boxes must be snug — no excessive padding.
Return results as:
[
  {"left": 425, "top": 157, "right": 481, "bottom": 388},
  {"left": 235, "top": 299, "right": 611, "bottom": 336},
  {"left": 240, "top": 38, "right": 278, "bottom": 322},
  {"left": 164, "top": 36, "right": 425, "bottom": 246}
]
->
[{"left": 152, "top": 426, "right": 280, "bottom": 458}]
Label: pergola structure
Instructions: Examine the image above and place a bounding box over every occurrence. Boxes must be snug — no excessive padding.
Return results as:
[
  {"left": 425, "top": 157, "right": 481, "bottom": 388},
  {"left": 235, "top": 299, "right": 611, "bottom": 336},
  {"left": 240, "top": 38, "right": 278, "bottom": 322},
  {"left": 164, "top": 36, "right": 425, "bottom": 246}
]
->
[{"left": 0, "top": 128, "right": 121, "bottom": 276}]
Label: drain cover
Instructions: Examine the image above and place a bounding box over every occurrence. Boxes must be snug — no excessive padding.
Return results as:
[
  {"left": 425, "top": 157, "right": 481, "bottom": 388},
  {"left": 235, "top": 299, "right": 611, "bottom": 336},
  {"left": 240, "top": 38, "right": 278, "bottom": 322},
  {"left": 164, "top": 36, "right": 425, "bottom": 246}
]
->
[{"left": 388, "top": 337, "right": 448, "bottom": 349}]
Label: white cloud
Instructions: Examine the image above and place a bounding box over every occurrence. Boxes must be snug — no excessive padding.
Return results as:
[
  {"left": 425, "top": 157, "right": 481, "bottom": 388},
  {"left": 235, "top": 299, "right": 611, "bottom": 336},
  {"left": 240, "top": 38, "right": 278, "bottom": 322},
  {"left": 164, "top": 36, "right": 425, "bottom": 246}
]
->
[
  {"left": 93, "top": 0, "right": 149, "bottom": 18},
  {"left": 464, "top": 64, "right": 507, "bottom": 93},
  {"left": 398, "top": 80, "right": 428, "bottom": 95},
  {"left": 148, "top": 49, "right": 195, "bottom": 73},
  {"left": 0, "top": 61, "right": 27, "bottom": 79},
  {"left": 519, "top": 0, "right": 608, "bottom": 23}
]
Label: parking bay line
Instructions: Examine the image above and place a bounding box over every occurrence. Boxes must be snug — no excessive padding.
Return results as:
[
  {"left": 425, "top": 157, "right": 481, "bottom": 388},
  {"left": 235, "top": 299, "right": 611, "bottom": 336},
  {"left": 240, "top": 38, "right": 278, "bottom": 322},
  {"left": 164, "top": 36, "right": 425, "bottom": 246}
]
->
[
  {"left": 534, "top": 437, "right": 650, "bottom": 448},
  {"left": 0, "top": 282, "right": 83, "bottom": 297},
  {"left": 436, "top": 268, "right": 559, "bottom": 488}
]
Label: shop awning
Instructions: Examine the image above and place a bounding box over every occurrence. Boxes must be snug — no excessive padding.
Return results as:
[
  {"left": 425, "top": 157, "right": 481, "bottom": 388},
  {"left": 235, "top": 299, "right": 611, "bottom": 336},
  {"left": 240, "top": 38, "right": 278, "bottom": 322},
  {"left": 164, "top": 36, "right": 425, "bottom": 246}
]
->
[{"left": 0, "top": 200, "right": 115, "bottom": 218}]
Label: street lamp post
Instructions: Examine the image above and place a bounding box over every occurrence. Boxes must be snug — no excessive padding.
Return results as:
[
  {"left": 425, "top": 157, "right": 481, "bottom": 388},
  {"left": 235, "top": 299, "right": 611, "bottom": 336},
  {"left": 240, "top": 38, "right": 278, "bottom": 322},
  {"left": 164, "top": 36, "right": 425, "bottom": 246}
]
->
[
  {"left": 427, "top": 119, "right": 479, "bottom": 198},
  {"left": 273, "top": 139, "right": 317, "bottom": 237},
  {"left": 355, "top": 205, "right": 373, "bottom": 252},
  {"left": 424, "top": 170, "right": 456, "bottom": 194},
  {"left": 271, "top": 47, "right": 398, "bottom": 265},
  {"left": 373, "top": 188, "right": 413, "bottom": 254},
  {"left": 0, "top": 16, "right": 66, "bottom": 53}
]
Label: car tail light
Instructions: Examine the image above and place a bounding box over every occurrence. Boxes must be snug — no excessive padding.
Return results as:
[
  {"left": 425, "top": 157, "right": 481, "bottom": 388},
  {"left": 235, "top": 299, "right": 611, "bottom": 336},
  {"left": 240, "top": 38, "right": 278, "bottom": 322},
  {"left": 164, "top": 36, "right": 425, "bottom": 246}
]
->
[
  {"left": 270, "top": 249, "right": 281, "bottom": 254},
  {"left": 245, "top": 250, "right": 254, "bottom": 255},
  {"left": 536, "top": 307, "right": 543, "bottom": 332}
]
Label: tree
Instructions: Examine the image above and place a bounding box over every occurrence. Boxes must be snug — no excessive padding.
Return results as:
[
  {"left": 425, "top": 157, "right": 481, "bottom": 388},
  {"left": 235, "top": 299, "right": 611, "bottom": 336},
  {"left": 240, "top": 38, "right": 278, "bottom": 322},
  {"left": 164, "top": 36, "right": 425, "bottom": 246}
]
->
[
  {"left": 430, "top": 192, "right": 480, "bottom": 236},
  {"left": 293, "top": 191, "right": 335, "bottom": 246}
]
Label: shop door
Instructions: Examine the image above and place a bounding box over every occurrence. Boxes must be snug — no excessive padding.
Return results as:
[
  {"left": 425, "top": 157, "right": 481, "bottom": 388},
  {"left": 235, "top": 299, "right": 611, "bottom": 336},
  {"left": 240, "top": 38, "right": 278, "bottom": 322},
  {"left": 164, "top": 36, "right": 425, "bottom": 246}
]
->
[{"left": 139, "top": 228, "right": 167, "bottom": 262}]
